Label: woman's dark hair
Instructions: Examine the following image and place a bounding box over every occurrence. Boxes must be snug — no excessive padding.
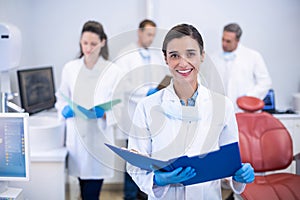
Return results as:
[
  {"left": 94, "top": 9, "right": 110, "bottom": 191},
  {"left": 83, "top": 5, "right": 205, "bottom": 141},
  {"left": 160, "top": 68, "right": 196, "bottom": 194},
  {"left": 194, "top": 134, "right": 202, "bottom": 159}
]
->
[
  {"left": 162, "top": 24, "right": 204, "bottom": 57},
  {"left": 78, "top": 20, "right": 109, "bottom": 60}
]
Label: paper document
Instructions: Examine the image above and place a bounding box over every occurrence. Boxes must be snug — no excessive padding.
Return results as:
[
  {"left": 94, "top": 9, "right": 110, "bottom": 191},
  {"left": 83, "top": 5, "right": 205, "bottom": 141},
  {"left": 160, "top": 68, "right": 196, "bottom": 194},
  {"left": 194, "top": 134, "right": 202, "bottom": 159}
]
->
[
  {"left": 94, "top": 99, "right": 121, "bottom": 111},
  {"left": 105, "top": 142, "right": 241, "bottom": 186},
  {"left": 60, "top": 92, "right": 121, "bottom": 119}
]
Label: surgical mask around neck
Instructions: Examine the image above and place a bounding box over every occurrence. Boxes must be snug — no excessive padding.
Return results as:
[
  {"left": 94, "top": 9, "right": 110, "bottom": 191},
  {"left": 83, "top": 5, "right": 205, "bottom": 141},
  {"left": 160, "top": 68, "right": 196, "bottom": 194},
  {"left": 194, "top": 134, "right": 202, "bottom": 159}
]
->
[
  {"left": 222, "top": 51, "right": 236, "bottom": 61},
  {"left": 161, "top": 101, "right": 201, "bottom": 121},
  {"left": 139, "top": 48, "right": 150, "bottom": 62}
]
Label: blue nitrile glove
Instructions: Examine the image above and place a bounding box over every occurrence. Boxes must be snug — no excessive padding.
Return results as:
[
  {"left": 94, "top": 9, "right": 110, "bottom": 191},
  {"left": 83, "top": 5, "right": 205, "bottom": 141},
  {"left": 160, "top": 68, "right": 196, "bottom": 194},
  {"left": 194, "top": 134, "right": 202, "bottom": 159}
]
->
[
  {"left": 233, "top": 163, "right": 255, "bottom": 183},
  {"left": 146, "top": 87, "right": 159, "bottom": 96},
  {"left": 93, "top": 106, "right": 105, "bottom": 118},
  {"left": 151, "top": 166, "right": 196, "bottom": 186},
  {"left": 62, "top": 105, "right": 74, "bottom": 119},
  {"left": 77, "top": 105, "right": 105, "bottom": 119}
]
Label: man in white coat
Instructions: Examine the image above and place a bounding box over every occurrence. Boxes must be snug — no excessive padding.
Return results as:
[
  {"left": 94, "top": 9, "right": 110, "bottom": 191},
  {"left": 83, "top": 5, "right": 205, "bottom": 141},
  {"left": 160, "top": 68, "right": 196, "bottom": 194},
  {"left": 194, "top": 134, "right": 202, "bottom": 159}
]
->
[
  {"left": 115, "top": 19, "right": 168, "bottom": 200},
  {"left": 211, "top": 23, "right": 272, "bottom": 112},
  {"left": 210, "top": 23, "right": 272, "bottom": 199}
]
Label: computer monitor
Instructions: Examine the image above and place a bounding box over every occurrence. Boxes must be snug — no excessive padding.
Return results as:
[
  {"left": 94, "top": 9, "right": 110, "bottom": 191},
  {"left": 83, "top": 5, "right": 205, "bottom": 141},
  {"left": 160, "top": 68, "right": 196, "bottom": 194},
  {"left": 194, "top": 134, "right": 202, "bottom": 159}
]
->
[
  {"left": 0, "top": 113, "right": 29, "bottom": 192},
  {"left": 17, "top": 66, "right": 56, "bottom": 114}
]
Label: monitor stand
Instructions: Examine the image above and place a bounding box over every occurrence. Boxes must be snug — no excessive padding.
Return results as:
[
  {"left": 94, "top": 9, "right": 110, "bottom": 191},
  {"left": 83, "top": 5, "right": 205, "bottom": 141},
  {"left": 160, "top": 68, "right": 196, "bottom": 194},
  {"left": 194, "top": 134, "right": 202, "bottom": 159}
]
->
[{"left": 0, "top": 181, "right": 23, "bottom": 200}]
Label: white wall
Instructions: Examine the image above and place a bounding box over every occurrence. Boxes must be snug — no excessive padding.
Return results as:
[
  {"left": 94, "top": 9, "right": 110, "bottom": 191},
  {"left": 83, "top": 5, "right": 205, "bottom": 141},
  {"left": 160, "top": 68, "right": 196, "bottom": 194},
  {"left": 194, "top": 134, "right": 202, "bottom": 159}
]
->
[
  {"left": 152, "top": 0, "right": 300, "bottom": 109},
  {"left": 1, "top": 0, "right": 300, "bottom": 109},
  {"left": 0, "top": 0, "right": 147, "bottom": 102}
]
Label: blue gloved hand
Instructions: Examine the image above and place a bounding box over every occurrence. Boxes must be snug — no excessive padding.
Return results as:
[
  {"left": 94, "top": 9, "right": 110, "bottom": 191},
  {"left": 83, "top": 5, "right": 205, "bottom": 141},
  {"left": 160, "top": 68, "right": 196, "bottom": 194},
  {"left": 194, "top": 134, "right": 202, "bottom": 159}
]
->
[
  {"left": 151, "top": 166, "right": 196, "bottom": 186},
  {"left": 146, "top": 87, "right": 159, "bottom": 96},
  {"left": 62, "top": 105, "right": 74, "bottom": 119},
  {"left": 93, "top": 106, "right": 105, "bottom": 118},
  {"left": 233, "top": 163, "right": 255, "bottom": 183},
  {"left": 77, "top": 105, "right": 105, "bottom": 119}
]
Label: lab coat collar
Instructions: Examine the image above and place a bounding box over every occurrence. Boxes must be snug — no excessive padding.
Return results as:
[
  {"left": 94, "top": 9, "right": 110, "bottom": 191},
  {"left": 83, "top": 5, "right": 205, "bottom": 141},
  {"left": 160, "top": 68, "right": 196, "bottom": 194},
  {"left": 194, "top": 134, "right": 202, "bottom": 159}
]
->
[
  {"left": 162, "top": 80, "right": 211, "bottom": 106},
  {"left": 235, "top": 43, "right": 248, "bottom": 55},
  {"left": 221, "top": 44, "right": 243, "bottom": 61},
  {"left": 160, "top": 80, "right": 211, "bottom": 121},
  {"left": 80, "top": 56, "right": 107, "bottom": 71}
]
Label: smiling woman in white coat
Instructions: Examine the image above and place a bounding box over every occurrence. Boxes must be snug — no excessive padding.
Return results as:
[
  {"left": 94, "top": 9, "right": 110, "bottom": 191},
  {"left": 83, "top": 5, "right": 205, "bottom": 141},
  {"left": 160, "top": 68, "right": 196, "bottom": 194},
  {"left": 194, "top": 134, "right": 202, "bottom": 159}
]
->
[
  {"left": 127, "top": 24, "right": 255, "bottom": 200},
  {"left": 55, "top": 21, "right": 121, "bottom": 200}
]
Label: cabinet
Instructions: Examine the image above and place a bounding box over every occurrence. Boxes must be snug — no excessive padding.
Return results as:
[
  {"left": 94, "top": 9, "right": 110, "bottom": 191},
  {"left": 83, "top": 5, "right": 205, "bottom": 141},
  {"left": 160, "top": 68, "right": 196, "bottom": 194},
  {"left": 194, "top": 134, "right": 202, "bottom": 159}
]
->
[
  {"left": 0, "top": 187, "right": 23, "bottom": 200},
  {"left": 273, "top": 114, "right": 300, "bottom": 174},
  {"left": 274, "top": 114, "right": 300, "bottom": 155},
  {"left": 8, "top": 148, "right": 67, "bottom": 200}
]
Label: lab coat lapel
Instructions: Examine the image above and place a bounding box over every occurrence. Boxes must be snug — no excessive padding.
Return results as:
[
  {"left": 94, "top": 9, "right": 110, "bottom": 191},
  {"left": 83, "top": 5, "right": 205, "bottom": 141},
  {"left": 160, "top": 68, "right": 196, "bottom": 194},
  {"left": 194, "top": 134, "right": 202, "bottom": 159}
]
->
[
  {"left": 199, "top": 87, "right": 226, "bottom": 154},
  {"left": 184, "top": 85, "right": 223, "bottom": 156}
]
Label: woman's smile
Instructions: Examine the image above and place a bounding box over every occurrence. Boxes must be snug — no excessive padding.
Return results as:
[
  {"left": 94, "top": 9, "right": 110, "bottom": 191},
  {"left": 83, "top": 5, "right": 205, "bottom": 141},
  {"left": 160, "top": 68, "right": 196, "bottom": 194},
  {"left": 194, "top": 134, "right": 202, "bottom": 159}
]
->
[{"left": 176, "top": 68, "right": 194, "bottom": 76}]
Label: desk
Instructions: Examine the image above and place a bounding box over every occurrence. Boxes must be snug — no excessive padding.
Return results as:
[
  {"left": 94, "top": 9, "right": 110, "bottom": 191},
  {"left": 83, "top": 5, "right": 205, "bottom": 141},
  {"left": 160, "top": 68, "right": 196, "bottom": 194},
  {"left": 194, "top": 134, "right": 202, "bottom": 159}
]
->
[
  {"left": 0, "top": 187, "right": 23, "bottom": 200},
  {"left": 9, "top": 148, "right": 67, "bottom": 200},
  {"left": 273, "top": 114, "right": 300, "bottom": 174}
]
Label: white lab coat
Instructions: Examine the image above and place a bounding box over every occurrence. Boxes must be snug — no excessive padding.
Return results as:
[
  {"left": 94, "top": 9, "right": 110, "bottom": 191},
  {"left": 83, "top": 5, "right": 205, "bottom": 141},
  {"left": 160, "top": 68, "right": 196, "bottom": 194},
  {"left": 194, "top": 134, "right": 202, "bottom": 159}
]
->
[
  {"left": 114, "top": 43, "right": 169, "bottom": 139},
  {"left": 55, "top": 57, "right": 121, "bottom": 179},
  {"left": 210, "top": 44, "right": 272, "bottom": 111},
  {"left": 127, "top": 83, "right": 245, "bottom": 200}
]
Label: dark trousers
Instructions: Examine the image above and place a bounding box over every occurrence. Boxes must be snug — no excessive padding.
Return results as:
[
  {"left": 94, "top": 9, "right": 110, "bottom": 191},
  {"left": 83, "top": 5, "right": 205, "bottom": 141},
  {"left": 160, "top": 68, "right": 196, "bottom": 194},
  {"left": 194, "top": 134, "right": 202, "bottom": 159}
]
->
[
  {"left": 78, "top": 178, "right": 104, "bottom": 200},
  {"left": 124, "top": 139, "right": 147, "bottom": 200},
  {"left": 124, "top": 172, "right": 147, "bottom": 200}
]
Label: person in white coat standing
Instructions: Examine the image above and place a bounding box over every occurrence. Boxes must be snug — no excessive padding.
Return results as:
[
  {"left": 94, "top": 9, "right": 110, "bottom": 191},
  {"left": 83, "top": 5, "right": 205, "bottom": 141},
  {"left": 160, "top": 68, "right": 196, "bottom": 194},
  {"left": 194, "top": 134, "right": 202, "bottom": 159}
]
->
[
  {"left": 211, "top": 23, "right": 272, "bottom": 112},
  {"left": 55, "top": 21, "right": 120, "bottom": 200},
  {"left": 115, "top": 19, "right": 168, "bottom": 127},
  {"left": 115, "top": 19, "right": 168, "bottom": 200},
  {"left": 127, "top": 24, "right": 255, "bottom": 200}
]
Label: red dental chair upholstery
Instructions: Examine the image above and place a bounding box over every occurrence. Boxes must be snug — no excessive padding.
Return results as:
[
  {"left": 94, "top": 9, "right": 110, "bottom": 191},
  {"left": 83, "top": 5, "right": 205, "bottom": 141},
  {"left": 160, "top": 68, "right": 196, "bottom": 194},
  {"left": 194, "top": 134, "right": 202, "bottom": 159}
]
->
[{"left": 236, "top": 96, "right": 300, "bottom": 200}]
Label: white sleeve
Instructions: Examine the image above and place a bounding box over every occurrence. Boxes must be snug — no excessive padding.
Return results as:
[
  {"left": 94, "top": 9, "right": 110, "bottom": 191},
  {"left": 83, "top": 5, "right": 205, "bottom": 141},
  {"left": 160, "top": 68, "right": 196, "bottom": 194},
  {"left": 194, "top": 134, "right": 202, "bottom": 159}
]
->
[
  {"left": 228, "top": 177, "right": 246, "bottom": 194},
  {"left": 222, "top": 98, "right": 246, "bottom": 194},
  {"left": 97, "top": 63, "right": 123, "bottom": 128},
  {"left": 219, "top": 97, "right": 239, "bottom": 146},
  {"left": 55, "top": 64, "right": 71, "bottom": 120},
  {"left": 127, "top": 102, "right": 169, "bottom": 199},
  {"left": 246, "top": 52, "right": 272, "bottom": 99}
]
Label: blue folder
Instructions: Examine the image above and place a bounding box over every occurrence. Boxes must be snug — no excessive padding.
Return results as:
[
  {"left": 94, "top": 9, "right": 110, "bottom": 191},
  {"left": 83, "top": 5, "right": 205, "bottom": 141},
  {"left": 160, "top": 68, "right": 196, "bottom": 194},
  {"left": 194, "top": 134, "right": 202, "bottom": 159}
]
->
[{"left": 105, "top": 142, "right": 242, "bottom": 186}]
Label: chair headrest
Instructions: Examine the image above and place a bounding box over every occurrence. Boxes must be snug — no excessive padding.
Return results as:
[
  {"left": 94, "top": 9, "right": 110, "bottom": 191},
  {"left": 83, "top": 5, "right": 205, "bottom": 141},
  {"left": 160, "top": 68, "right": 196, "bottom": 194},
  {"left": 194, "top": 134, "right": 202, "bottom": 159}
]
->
[{"left": 237, "top": 96, "right": 265, "bottom": 112}]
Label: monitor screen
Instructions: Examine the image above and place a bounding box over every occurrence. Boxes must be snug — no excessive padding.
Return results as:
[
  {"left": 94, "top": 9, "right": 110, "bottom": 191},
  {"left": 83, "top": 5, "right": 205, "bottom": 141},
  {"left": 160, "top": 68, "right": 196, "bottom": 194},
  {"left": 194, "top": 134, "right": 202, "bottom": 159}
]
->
[
  {"left": 17, "top": 66, "right": 56, "bottom": 114},
  {"left": 0, "top": 113, "right": 29, "bottom": 181}
]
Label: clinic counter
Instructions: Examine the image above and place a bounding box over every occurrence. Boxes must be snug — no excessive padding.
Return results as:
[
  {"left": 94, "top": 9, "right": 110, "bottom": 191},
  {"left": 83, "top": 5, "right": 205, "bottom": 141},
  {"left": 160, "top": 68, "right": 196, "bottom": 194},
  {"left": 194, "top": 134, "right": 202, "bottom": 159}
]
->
[
  {"left": 273, "top": 113, "right": 300, "bottom": 119},
  {"left": 9, "top": 147, "right": 67, "bottom": 200}
]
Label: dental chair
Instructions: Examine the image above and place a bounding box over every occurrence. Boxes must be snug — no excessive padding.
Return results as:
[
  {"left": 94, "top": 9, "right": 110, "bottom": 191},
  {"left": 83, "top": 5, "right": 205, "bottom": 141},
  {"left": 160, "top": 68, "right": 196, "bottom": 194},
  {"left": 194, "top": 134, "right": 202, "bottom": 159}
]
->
[{"left": 236, "top": 96, "right": 300, "bottom": 200}]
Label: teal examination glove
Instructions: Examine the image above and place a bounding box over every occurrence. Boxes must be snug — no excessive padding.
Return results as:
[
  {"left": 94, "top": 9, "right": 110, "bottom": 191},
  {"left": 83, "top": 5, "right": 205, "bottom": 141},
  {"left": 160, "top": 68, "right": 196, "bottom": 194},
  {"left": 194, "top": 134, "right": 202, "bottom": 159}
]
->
[
  {"left": 77, "top": 105, "right": 105, "bottom": 119},
  {"left": 62, "top": 105, "right": 74, "bottom": 118},
  {"left": 146, "top": 87, "right": 159, "bottom": 96},
  {"left": 233, "top": 163, "right": 255, "bottom": 183},
  {"left": 151, "top": 166, "right": 196, "bottom": 186}
]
